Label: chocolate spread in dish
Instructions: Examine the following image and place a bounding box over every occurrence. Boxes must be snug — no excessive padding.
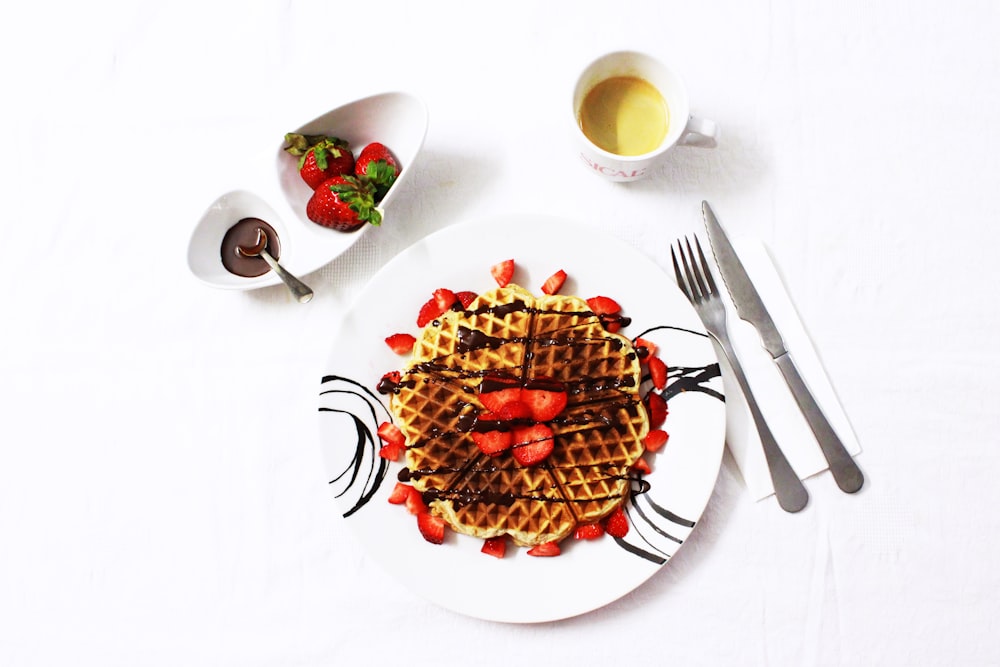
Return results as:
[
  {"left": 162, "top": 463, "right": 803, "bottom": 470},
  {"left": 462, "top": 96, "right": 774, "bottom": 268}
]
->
[{"left": 220, "top": 217, "right": 282, "bottom": 277}]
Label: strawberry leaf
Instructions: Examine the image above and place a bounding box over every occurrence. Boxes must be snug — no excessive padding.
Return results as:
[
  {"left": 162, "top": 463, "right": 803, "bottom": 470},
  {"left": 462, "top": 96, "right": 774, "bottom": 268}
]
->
[{"left": 329, "top": 176, "right": 383, "bottom": 226}]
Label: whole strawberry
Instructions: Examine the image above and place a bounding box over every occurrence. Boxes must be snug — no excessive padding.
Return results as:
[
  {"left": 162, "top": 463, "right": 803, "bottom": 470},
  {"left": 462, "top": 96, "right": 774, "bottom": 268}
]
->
[
  {"left": 284, "top": 133, "right": 355, "bottom": 189},
  {"left": 354, "top": 142, "right": 400, "bottom": 200},
  {"left": 306, "top": 175, "right": 382, "bottom": 232}
]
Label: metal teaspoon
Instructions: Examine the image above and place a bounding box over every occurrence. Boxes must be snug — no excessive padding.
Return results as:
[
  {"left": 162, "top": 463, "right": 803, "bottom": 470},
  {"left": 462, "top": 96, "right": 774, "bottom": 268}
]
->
[{"left": 236, "top": 227, "right": 314, "bottom": 303}]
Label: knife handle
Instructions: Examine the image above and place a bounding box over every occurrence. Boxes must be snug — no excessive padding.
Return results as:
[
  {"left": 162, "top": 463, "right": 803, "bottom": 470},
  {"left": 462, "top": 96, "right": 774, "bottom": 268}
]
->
[
  {"left": 711, "top": 334, "right": 809, "bottom": 513},
  {"left": 773, "top": 353, "right": 864, "bottom": 494}
]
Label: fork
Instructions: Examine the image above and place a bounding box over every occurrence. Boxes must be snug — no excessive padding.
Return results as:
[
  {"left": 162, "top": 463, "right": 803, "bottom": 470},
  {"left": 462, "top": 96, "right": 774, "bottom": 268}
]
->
[{"left": 672, "top": 236, "right": 809, "bottom": 513}]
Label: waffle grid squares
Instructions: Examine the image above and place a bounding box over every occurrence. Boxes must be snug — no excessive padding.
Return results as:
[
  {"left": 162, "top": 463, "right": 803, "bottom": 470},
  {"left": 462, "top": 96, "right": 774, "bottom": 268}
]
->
[{"left": 392, "top": 285, "right": 649, "bottom": 546}]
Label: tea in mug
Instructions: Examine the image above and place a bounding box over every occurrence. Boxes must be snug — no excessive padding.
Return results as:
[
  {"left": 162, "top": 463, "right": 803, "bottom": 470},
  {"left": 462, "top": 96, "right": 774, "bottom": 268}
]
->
[{"left": 578, "top": 76, "right": 669, "bottom": 156}]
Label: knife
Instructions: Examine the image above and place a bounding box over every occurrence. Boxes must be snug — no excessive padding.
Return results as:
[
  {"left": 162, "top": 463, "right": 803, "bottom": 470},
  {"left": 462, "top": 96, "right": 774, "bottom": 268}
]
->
[{"left": 702, "top": 201, "right": 864, "bottom": 494}]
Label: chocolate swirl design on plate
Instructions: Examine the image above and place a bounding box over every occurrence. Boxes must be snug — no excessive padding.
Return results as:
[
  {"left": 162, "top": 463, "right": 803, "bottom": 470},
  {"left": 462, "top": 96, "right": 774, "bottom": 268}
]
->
[{"left": 319, "top": 375, "right": 392, "bottom": 517}]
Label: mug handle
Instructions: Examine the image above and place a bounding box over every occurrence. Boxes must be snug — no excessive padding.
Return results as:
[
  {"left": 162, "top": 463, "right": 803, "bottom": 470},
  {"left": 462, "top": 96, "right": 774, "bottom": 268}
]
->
[{"left": 678, "top": 116, "right": 719, "bottom": 148}]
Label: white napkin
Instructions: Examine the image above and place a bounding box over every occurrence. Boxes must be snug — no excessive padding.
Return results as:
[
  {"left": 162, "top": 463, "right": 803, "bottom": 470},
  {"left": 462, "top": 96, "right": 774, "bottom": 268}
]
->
[{"left": 716, "top": 239, "right": 862, "bottom": 501}]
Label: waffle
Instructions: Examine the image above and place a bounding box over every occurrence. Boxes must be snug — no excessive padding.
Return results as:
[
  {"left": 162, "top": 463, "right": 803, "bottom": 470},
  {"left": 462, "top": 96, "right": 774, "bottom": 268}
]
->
[{"left": 389, "top": 285, "right": 649, "bottom": 547}]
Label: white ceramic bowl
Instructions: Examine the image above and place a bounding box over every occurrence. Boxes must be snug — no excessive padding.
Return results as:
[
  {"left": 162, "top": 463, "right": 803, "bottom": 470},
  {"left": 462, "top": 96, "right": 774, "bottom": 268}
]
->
[{"left": 187, "top": 91, "right": 429, "bottom": 290}]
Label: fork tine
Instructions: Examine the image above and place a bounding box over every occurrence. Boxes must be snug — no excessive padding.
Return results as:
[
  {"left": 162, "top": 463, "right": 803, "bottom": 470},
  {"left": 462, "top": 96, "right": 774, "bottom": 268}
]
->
[
  {"left": 670, "top": 245, "right": 692, "bottom": 301},
  {"left": 694, "top": 236, "right": 717, "bottom": 296},
  {"left": 681, "top": 237, "right": 705, "bottom": 301}
]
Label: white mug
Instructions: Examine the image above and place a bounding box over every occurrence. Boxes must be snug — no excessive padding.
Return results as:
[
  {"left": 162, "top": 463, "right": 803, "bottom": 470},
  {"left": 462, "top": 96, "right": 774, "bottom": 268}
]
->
[{"left": 572, "top": 51, "right": 718, "bottom": 182}]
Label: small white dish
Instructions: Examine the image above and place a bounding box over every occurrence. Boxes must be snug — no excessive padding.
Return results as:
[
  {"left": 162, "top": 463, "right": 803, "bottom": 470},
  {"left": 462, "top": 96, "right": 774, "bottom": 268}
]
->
[{"left": 187, "top": 91, "right": 428, "bottom": 291}]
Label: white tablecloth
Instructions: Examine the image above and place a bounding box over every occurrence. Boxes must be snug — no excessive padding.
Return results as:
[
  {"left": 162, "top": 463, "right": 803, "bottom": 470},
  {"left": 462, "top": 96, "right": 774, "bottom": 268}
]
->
[{"left": 3, "top": 1, "right": 999, "bottom": 665}]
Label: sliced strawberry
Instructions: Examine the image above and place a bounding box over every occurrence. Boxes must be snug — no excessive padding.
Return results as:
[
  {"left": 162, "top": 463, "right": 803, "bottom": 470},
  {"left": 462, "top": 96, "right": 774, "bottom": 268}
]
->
[
  {"left": 588, "top": 296, "right": 626, "bottom": 332},
  {"left": 405, "top": 488, "right": 428, "bottom": 516},
  {"left": 479, "top": 375, "right": 523, "bottom": 412},
  {"left": 632, "top": 457, "right": 651, "bottom": 475},
  {"left": 648, "top": 355, "right": 668, "bottom": 390},
  {"left": 645, "top": 391, "right": 668, "bottom": 428},
  {"left": 497, "top": 400, "right": 532, "bottom": 422},
  {"left": 603, "top": 318, "right": 623, "bottom": 334},
  {"left": 377, "top": 422, "right": 406, "bottom": 460},
  {"left": 378, "top": 441, "right": 405, "bottom": 461},
  {"left": 586, "top": 295, "right": 622, "bottom": 315},
  {"left": 476, "top": 409, "right": 500, "bottom": 424},
  {"left": 416, "top": 297, "right": 445, "bottom": 327},
  {"left": 604, "top": 507, "right": 629, "bottom": 538},
  {"left": 481, "top": 536, "right": 507, "bottom": 559},
  {"left": 643, "top": 429, "right": 669, "bottom": 452},
  {"left": 472, "top": 429, "right": 513, "bottom": 456},
  {"left": 455, "top": 290, "right": 478, "bottom": 308},
  {"left": 490, "top": 259, "right": 515, "bottom": 287},
  {"left": 574, "top": 523, "right": 605, "bottom": 540},
  {"left": 377, "top": 370, "right": 402, "bottom": 393},
  {"left": 377, "top": 422, "right": 405, "bottom": 447},
  {"left": 417, "top": 512, "right": 446, "bottom": 545},
  {"left": 511, "top": 424, "right": 555, "bottom": 466},
  {"left": 415, "top": 288, "right": 461, "bottom": 326},
  {"left": 433, "top": 287, "right": 459, "bottom": 312},
  {"left": 480, "top": 390, "right": 522, "bottom": 413},
  {"left": 633, "top": 337, "right": 658, "bottom": 361},
  {"left": 540, "top": 269, "right": 567, "bottom": 295},
  {"left": 521, "top": 387, "right": 568, "bottom": 422},
  {"left": 385, "top": 332, "right": 416, "bottom": 354},
  {"left": 387, "top": 482, "right": 412, "bottom": 505},
  {"left": 527, "top": 541, "right": 561, "bottom": 557}
]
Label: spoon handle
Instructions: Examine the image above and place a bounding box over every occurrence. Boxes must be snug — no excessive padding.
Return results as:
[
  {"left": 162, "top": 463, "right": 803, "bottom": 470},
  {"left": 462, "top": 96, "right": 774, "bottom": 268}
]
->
[{"left": 259, "top": 250, "right": 314, "bottom": 303}]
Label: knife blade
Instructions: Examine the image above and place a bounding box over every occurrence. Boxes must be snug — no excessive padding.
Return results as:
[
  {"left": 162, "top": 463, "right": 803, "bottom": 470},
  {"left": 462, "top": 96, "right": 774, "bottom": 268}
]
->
[{"left": 701, "top": 201, "right": 864, "bottom": 494}]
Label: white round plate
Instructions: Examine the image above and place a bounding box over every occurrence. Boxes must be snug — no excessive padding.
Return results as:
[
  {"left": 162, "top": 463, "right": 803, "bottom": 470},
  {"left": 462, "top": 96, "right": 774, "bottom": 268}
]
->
[
  {"left": 187, "top": 91, "right": 428, "bottom": 290},
  {"left": 317, "top": 214, "right": 726, "bottom": 623}
]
